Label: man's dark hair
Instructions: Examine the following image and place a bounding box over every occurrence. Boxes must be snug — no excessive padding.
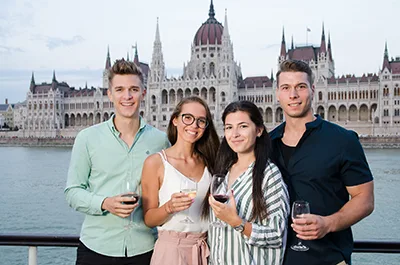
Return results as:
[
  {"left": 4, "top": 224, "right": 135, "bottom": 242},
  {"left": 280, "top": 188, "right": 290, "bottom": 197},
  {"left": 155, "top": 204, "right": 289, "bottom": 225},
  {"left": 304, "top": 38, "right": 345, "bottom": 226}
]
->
[
  {"left": 276, "top": 59, "right": 314, "bottom": 86},
  {"left": 108, "top": 59, "right": 144, "bottom": 89}
]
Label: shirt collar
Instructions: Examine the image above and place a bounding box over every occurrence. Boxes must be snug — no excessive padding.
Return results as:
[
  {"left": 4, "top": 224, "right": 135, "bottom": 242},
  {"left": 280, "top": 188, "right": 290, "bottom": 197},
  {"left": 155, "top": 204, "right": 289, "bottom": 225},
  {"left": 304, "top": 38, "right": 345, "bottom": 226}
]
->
[
  {"left": 270, "top": 114, "right": 322, "bottom": 140},
  {"left": 107, "top": 115, "right": 147, "bottom": 136}
]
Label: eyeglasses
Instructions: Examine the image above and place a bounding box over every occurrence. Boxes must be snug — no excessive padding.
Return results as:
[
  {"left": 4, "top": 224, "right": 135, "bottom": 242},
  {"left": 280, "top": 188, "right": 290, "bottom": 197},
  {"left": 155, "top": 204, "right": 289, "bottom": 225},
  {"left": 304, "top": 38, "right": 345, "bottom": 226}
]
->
[{"left": 181, "top": 113, "right": 209, "bottom": 129}]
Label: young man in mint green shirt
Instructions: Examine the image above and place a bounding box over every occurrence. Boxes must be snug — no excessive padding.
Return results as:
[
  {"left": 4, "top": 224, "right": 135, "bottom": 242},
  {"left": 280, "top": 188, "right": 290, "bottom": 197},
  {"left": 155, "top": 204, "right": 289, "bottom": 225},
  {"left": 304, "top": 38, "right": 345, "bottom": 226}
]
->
[{"left": 65, "top": 59, "right": 169, "bottom": 265}]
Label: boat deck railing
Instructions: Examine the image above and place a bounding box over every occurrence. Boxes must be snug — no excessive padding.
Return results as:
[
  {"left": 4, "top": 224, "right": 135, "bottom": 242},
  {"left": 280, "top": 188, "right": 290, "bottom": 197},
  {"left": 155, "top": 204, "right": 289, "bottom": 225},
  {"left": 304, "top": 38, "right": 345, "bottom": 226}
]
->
[{"left": 1, "top": 234, "right": 400, "bottom": 265}]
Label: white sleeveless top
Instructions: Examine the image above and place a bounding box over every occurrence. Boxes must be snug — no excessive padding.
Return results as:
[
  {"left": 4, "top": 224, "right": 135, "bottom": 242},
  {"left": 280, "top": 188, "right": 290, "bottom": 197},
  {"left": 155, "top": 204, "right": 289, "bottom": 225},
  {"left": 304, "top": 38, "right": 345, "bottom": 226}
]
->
[{"left": 157, "top": 150, "right": 210, "bottom": 233}]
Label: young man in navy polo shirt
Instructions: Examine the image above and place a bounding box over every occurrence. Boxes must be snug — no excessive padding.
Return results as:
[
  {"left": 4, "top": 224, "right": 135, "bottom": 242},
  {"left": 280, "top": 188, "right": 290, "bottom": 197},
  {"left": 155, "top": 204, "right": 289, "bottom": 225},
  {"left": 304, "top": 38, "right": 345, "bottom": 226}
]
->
[{"left": 270, "top": 59, "right": 374, "bottom": 265}]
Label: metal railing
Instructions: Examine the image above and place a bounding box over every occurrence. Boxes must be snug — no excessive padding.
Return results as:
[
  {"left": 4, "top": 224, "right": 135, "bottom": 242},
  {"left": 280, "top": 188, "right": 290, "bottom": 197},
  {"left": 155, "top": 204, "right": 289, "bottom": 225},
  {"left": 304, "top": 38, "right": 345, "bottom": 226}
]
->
[{"left": 1, "top": 234, "right": 400, "bottom": 264}]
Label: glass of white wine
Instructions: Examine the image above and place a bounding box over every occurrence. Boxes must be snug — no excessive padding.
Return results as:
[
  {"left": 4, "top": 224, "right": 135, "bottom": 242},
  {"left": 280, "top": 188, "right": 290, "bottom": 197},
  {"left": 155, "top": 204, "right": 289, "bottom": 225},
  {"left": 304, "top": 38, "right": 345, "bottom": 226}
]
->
[
  {"left": 180, "top": 177, "right": 197, "bottom": 224},
  {"left": 291, "top": 200, "right": 310, "bottom": 251}
]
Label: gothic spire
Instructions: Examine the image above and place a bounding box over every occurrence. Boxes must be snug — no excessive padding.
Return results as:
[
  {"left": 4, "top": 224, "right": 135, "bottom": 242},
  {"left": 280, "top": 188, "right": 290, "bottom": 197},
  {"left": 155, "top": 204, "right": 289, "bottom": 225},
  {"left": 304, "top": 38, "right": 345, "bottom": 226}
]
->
[
  {"left": 52, "top": 70, "right": 56, "bottom": 82},
  {"left": 155, "top": 17, "right": 161, "bottom": 43},
  {"left": 133, "top": 42, "right": 140, "bottom": 65},
  {"left": 209, "top": 0, "right": 215, "bottom": 18},
  {"left": 223, "top": 8, "right": 229, "bottom": 36},
  {"left": 280, "top": 27, "right": 286, "bottom": 57},
  {"left": 320, "top": 22, "right": 327, "bottom": 54},
  {"left": 105, "top": 46, "right": 111, "bottom": 69},
  {"left": 291, "top": 35, "right": 294, "bottom": 50},
  {"left": 382, "top": 41, "right": 391, "bottom": 71},
  {"left": 327, "top": 32, "right": 333, "bottom": 61},
  {"left": 30, "top": 72, "right": 35, "bottom": 92}
]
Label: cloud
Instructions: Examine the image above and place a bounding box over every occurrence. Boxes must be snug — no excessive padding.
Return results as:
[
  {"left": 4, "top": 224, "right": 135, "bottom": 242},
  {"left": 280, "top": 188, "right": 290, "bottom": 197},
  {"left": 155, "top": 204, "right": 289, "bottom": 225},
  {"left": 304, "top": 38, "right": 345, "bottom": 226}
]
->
[
  {"left": 31, "top": 35, "right": 85, "bottom": 50},
  {"left": 262, "top": 43, "right": 280, "bottom": 50},
  {"left": 0, "top": 45, "right": 24, "bottom": 54},
  {"left": 0, "top": 0, "right": 35, "bottom": 39}
]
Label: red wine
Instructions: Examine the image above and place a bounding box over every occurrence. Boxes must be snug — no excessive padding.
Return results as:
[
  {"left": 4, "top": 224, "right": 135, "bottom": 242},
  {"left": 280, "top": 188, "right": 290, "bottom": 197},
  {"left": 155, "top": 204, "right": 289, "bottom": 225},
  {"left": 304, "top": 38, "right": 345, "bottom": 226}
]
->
[
  {"left": 121, "top": 194, "right": 139, "bottom": 205},
  {"left": 213, "top": 194, "right": 229, "bottom": 203}
]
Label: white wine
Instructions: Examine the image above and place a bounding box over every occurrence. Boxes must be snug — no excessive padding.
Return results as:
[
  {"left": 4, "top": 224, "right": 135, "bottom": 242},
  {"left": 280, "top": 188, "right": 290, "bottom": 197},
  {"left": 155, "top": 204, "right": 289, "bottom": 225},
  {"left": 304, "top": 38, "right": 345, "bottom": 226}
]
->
[{"left": 182, "top": 189, "right": 197, "bottom": 199}]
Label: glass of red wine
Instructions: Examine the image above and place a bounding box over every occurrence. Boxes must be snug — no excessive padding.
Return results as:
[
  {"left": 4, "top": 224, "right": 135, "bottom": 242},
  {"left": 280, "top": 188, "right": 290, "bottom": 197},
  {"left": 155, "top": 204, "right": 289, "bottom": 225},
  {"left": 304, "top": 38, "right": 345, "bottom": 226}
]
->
[
  {"left": 210, "top": 174, "right": 229, "bottom": 228},
  {"left": 121, "top": 177, "right": 140, "bottom": 229}
]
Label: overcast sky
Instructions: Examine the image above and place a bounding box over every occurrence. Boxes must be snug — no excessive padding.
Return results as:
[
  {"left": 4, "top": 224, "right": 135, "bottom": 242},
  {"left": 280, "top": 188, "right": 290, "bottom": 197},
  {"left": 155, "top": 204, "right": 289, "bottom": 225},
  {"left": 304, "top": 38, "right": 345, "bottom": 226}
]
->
[{"left": 1, "top": 0, "right": 399, "bottom": 104}]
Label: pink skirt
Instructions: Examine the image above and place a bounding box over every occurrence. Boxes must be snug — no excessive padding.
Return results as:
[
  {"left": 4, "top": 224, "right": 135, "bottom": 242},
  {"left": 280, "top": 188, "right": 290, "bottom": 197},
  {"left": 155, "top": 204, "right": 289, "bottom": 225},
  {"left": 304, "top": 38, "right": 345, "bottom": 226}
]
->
[{"left": 150, "top": 230, "right": 209, "bottom": 265}]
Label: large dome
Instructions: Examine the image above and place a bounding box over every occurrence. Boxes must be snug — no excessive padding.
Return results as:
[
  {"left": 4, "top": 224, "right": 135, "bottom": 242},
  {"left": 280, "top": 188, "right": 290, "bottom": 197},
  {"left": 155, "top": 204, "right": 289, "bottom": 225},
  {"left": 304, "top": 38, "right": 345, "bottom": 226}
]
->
[{"left": 193, "top": 1, "right": 223, "bottom": 46}]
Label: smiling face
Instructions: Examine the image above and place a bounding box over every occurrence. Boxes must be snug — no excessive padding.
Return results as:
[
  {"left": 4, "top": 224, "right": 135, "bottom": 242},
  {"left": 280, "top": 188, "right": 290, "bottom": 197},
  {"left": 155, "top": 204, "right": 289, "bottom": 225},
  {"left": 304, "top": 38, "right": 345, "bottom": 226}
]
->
[
  {"left": 172, "top": 102, "right": 208, "bottom": 144},
  {"left": 107, "top": 74, "right": 145, "bottom": 121},
  {"left": 224, "top": 110, "right": 263, "bottom": 155},
  {"left": 276, "top": 71, "right": 315, "bottom": 120}
]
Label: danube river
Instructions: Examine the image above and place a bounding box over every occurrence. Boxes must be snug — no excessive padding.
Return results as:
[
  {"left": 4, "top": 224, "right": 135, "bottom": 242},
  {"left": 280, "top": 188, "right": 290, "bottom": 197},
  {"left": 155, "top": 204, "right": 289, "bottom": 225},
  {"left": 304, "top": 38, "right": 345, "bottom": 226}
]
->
[{"left": 0, "top": 147, "right": 399, "bottom": 264}]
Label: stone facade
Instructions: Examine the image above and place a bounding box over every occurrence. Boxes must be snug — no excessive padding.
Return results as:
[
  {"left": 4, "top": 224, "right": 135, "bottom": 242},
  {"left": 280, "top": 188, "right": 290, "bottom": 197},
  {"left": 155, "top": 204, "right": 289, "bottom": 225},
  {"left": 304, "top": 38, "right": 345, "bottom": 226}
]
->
[{"left": 12, "top": 0, "right": 400, "bottom": 137}]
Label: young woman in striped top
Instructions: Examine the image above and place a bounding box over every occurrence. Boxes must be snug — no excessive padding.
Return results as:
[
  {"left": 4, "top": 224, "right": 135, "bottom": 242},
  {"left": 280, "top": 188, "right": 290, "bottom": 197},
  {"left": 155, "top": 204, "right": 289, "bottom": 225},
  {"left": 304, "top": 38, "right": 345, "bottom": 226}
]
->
[{"left": 205, "top": 101, "right": 290, "bottom": 265}]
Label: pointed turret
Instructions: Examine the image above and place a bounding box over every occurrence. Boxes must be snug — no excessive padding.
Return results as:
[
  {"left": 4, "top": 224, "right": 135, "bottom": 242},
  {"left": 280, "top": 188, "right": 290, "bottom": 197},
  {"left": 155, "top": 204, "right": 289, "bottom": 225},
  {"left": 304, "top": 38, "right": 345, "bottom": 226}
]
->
[
  {"left": 51, "top": 70, "right": 57, "bottom": 90},
  {"left": 209, "top": 0, "right": 215, "bottom": 18},
  {"left": 280, "top": 27, "right": 286, "bottom": 58},
  {"left": 327, "top": 32, "right": 333, "bottom": 61},
  {"left": 270, "top": 69, "right": 274, "bottom": 81},
  {"left": 52, "top": 70, "right": 56, "bottom": 82},
  {"left": 150, "top": 17, "right": 165, "bottom": 82},
  {"left": 291, "top": 35, "right": 294, "bottom": 50},
  {"left": 155, "top": 17, "right": 161, "bottom": 43},
  {"left": 105, "top": 46, "right": 111, "bottom": 69},
  {"left": 133, "top": 42, "right": 140, "bottom": 65},
  {"left": 223, "top": 8, "right": 229, "bottom": 37},
  {"left": 320, "top": 23, "right": 327, "bottom": 54},
  {"left": 382, "top": 41, "right": 391, "bottom": 71},
  {"left": 30, "top": 72, "right": 35, "bottom": 92},
  {"left": 126, "top": 51, "right": 130, "bottom": 61}
]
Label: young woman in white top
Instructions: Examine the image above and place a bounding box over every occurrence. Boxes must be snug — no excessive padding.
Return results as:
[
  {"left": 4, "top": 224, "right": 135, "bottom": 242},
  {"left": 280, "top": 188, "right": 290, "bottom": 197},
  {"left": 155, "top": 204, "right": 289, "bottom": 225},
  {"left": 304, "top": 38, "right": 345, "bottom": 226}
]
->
[{"left": 141, "top": 96, "right": 220, "bottom": 265}]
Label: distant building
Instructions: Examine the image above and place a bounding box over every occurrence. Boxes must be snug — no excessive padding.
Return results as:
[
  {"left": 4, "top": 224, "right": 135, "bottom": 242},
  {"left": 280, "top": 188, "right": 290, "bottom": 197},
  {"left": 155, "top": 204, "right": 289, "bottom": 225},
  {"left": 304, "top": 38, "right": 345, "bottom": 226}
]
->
[
  {"left": 0, "top": 99, "right": 14, "bottom": 129},
  {"left": 17, "top": 0, "right": 400, "bottom": 137}
]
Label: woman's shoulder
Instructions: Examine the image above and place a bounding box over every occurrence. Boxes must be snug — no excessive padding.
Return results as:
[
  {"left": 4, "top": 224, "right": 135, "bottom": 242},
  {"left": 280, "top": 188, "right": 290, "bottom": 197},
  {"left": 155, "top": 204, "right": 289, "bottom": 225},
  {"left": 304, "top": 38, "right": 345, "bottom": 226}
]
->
[{"left": 144, "top": 151, "right": 164, "bottom": 168}]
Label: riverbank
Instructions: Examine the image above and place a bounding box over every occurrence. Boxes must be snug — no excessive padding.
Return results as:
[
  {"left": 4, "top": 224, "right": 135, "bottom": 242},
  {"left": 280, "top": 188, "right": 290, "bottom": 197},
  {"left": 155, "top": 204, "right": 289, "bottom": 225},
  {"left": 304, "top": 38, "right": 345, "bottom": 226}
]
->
[
  {"left": 1, "top": 136, "right": 399, "bottom": 148},
  {"left": 0, "top": 137, "right": 74, "bottom": 147}
]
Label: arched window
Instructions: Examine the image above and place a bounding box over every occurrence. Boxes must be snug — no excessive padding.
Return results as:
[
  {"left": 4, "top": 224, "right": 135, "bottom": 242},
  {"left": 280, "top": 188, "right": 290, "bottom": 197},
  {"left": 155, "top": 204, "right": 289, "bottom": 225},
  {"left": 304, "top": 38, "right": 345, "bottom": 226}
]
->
[
  {"left": 318, "top": 91, "right": 323, "bottom": 101},
  {"left": 152, "top": 95, "right": 156, "bottom": 105},
  {"left": 209, "top": 62, "right": 215, "bottom": 77},
  {"left": 221, "top": 91, "right": 226, "bottom": 102}
]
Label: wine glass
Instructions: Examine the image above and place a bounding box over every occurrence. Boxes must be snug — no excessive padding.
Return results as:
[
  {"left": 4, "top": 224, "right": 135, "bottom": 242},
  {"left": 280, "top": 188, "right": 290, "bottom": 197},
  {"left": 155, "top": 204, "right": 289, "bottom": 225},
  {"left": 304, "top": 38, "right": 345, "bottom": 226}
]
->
[
  {"left": 290, "top": 200, "right": 310, "bottom": 251},
  {"left": 210, "top": 174, "right": 229, "bottom": 228},
  {"left": 180, "top": 177, "right": 198, "bottom": 224},
  {"left": 121, "top": 177, "right": 140, "bottom": 229}
]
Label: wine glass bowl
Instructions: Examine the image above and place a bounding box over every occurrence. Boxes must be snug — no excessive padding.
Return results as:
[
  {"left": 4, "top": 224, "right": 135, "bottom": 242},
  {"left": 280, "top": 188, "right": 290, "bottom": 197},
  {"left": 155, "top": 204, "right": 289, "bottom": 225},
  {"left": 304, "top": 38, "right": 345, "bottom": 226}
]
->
[
  {"left": 121, "top": 177, "right": 141, "bottom": 228},
  {"left": 290, "top": 200, "right": 310, "bottom": 251},
  {"left": 180, "top": 177, "right": 198, "bottom": 224},
  {"left": 210, "top": 174, "right": 229, "bottom": 227}
]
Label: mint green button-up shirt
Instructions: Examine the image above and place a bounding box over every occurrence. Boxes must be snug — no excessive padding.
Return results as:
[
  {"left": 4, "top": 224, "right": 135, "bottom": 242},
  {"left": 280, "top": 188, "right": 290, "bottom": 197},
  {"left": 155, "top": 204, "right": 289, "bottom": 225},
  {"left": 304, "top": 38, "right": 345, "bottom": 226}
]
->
[{"left": 65, "top": 116, "right": 170, "bottom": 257}]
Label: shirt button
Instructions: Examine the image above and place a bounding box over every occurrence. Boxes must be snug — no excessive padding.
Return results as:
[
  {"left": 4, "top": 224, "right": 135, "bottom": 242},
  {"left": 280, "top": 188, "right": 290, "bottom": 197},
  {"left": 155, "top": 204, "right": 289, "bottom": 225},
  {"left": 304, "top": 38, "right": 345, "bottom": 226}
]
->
[
  {"left": 218, "top": 259, "right": 221, "bottom": 263},
  {"left": 219, "top": 236, "right": 222, "bottom": 240}
]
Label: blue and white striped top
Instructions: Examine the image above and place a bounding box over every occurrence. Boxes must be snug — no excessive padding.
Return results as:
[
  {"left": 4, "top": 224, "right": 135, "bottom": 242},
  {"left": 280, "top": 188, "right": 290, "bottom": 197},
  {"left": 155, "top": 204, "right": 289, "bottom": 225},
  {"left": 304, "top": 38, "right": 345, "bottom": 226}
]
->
[{"left": 208, "top": 161, "right": 290, "bottom": 265}]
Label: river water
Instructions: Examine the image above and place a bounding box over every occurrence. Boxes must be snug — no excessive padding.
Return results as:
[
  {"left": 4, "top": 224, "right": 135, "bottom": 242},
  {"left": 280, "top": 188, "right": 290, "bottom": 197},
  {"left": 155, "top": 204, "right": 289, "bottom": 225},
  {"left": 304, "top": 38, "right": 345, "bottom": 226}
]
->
[{"left": 0, "top": 147, "right": 399, "bottom": 264}]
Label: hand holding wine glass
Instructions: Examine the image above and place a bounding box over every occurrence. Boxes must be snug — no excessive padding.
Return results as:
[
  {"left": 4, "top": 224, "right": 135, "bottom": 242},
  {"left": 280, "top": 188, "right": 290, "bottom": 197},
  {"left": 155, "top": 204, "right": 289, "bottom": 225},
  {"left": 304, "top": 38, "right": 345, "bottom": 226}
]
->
[
  {"left": 180, "top": 177, "right": 197, "bottom": 224},
  {"left": 291, "top": 200, "right": 310, "bottom": 251},
  {"left": 121, "top": 177, "right": 140, "bottom": 228},
  {"left": 210, "top": 174, "right": 229, "bottom": 227}
]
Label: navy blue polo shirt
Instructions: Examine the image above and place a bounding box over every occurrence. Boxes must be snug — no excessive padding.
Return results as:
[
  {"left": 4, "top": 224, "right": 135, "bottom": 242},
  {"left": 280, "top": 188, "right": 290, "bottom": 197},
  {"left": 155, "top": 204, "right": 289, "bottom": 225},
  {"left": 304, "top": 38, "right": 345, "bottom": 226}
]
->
[{"left": 270, "top": 115, "right": 373, "bottom": 265}]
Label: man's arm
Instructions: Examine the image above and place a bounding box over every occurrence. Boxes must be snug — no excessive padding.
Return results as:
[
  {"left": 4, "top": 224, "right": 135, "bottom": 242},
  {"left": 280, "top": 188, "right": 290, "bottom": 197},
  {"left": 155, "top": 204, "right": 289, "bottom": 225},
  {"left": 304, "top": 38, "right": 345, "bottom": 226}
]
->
[
  {"left": 292, "top": 180, "right": 374, "bottom": 240},
  {"left": 64, "top": 131, "right": 106, "bottom": 216}
]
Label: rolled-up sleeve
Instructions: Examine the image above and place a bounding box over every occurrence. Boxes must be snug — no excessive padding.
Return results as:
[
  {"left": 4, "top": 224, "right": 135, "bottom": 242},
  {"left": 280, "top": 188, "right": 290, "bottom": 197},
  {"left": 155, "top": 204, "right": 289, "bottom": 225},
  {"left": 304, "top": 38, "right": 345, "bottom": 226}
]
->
[{"left": 64, "top": 131, "right": 106, "bottom": 215}]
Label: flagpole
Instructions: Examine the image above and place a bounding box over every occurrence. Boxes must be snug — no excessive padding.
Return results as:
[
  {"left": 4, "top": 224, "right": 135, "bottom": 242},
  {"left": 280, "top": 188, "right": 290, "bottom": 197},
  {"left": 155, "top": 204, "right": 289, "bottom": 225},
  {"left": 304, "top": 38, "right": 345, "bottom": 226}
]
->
[{"left": 306, "top": 27, "right": 308, "bottom": 45}]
